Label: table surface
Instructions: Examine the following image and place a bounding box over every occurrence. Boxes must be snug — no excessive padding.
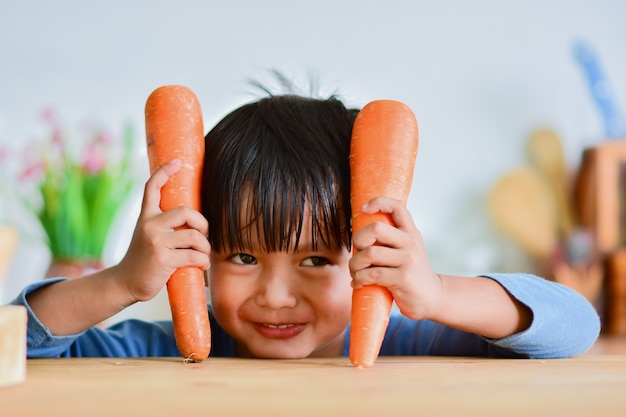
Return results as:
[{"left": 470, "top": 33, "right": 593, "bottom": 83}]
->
[{"left": 2, "top": 338, "right": 626, "bottom": 417}]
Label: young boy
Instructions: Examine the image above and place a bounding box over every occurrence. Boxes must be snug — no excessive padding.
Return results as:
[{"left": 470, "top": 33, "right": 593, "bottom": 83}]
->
[{"left": 11, "top": 94, "right": 600, "bottom": 359}]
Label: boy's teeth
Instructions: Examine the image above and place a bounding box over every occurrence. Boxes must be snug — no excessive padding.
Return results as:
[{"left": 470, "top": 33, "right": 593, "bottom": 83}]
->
[{"left": 266, "top": 324, "right": 291, "bottom": 329}]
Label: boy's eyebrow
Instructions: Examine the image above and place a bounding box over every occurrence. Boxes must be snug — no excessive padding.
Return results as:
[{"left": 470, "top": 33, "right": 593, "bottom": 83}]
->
[
  {"left": 294, "top": 236, "right": 338, "bottom": 253},
  {"left": 296, "top": 242, "right": 316, "bottom": 252}
]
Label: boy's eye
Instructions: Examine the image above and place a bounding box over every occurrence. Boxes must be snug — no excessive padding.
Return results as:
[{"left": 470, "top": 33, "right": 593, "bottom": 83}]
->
[
  {"left": 230, "top": 253, "right": 257, "bottom": 265},
  {"left": 301, "top": 256, "right": 331, "bottom": 267}
]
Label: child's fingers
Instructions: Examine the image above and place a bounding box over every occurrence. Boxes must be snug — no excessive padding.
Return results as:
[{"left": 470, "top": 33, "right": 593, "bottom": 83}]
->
[
  {"left": 361, "top": 196, "right": 417, "bottom": 232},
  {"left": 144, "top": 207, "right": 211, "bottom": 270},
  {"left": 350, "top": 259, "right": 393, "bottom": 288},
  {"left": 141, "top": 159, "right": 181, "bottom": 217},
  {"left": 167, "top": 228, "right": 211, "bottom": 255},
  {"left": 147, "top": 228, "right": 211, "bottom": 272},
  {"left": 350, "top": 247, "right": 440, "bottom": 321},
  {"left": 158, "top": 205, "right": 209, "bottom": 238},
  {"left": 352, "top": 221, "right": 410, "bottom": 251},
  {"left": 349, "top": 243, "right": 419, "bottom": 289},
  {"left": 350, "top": 244, "right": 405, "bottom": 271},
  {"left": 350, "top": 250, "right": 415, "bottom": 291},
  {"left": 354, "top": 196, "right": 422, "bottom": 250},
  {"left": 168, "top": 248, "right": 211, "bottom": 270},
  {"left": 350, "top": 265, "right": 398, "bottom": 289},
  {"left": 151, "top": 243, "right": 210, "bottom": 272}
]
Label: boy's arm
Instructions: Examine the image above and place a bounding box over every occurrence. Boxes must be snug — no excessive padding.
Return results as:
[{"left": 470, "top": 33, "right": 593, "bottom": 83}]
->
[
  {"left": 376, "top": 272, "right": 600, "bottom": 358},
  {"left": 26, "top": 160, "right": 210, "bottom": 336},
  {"left": 25, "top": 266, "right": 135, "bottom": 335},
  {"left": 351, "top": 197, "right": 532, "bottom": 339},
  {"left": 11, "top": 278, "right": 183, "bottom": 358},
  {"left": 426, "top": 274, "right": 532, "bottom": 339},
  {"left": 480, "top": 273, "right": 600, "bottom": 357},
  {"left": 351, "top": 197, "right": 600, "bottom": 356}
]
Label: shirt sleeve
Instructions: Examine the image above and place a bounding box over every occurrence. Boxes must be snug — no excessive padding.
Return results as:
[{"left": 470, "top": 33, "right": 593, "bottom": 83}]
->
[
  {"left": 481, "top": 272, "right": 600, "bottom": 358},
  {"left": 373, "top": 273, "right": 600, "bottom": 359},
  {"left": 9, "top": 278, "right": 181, "bottom": 358}
]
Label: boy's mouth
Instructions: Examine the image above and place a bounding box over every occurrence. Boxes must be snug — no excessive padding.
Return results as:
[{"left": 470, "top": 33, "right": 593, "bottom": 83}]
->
[
  {"left": 266, "top": 324, "right": 292, "bottom": 329},
  {"left": 253, "top": 322, "right": 306, "bottom": 339}
]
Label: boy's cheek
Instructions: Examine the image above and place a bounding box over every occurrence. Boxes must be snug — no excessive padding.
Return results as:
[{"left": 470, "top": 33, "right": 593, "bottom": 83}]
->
[
  {"left": 206, "top": 263, "right": 235, "bottom": 296},
  {"left": 208, "top": 276, "right": 241, "bottom": 307},
  {"left": 206, "top": 270, "right": 242, "bottom": 319},
  {"left": 208, "top": 285, "right": 242, "bottom": 336}
]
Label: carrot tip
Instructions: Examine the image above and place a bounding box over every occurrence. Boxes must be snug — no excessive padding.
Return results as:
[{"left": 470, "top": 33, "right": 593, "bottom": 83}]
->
[
  {"left": 351, "top": 360, "right": 374, "bottom": 368},
  {"left": 182, "top": 353, "right": 204, "bottom": 363}
]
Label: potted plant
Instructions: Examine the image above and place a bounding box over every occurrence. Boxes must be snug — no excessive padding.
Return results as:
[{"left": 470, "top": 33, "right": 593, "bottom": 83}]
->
[{"left": 19, "top": 110, "right": 138, "bottom": 277}]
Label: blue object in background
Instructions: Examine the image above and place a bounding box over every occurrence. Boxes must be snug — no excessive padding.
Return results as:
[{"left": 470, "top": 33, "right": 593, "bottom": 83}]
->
[{"left": 573, "top": 40, "right": 626, "bottom": 138}]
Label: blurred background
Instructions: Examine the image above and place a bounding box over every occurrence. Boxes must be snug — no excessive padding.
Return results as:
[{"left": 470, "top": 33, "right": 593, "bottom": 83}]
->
[{"left": 1, "top": 0, "right": 625, "bottom": 323}]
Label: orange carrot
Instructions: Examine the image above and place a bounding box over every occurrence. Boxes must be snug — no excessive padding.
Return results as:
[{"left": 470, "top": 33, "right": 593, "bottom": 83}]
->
[
  {"left": 145, "top": 85, "right": 211, "bottom": 362},
  {"left": 349, "top": 100, "right": 419, "bottom": 367}
]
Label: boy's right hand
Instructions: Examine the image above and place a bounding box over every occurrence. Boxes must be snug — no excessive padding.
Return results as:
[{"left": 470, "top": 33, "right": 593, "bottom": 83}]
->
[{"left": 115, "top": 159, "right": 211, "bottom": 303}]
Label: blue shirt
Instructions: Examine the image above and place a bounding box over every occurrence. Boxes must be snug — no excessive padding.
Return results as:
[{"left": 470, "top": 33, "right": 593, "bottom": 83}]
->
[{"left": 10, "top": 273, "right": 600, "bottom": 359}]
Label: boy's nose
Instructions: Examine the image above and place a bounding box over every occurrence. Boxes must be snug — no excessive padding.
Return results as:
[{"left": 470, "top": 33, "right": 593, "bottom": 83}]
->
[{"left": 255, "top": 269, "right": 298, "bottom": 309}]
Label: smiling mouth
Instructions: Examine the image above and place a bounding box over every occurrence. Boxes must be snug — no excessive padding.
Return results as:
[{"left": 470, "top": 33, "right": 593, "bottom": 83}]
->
[
  {"left": 266, "top": 323, "right": 294, "bottom": 329},
  {"left": 254, "top": 322, "right": 306, "bottom": 339}
]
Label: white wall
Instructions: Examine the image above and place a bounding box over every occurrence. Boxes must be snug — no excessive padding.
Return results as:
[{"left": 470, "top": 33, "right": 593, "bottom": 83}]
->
[{"left": 1, "top": 0, "right": 625, "bottom": 322}]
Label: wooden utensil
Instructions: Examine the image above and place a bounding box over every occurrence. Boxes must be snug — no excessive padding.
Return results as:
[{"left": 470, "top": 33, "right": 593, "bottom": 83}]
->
[
  {"left": 526, "top": 128, "right": 574, "bottom": 239},
  {"left": 488, "top": 166, "right": 558, "bottom": 259}
]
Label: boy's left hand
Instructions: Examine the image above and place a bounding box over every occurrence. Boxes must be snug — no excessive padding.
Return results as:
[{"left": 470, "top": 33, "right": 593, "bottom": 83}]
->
[{"left": 349, "top": 197, "right": 442, "bottom": 321}]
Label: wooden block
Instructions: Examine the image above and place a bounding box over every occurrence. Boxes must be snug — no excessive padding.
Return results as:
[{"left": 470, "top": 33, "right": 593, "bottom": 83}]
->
[{"left": 0, "top": 305, "right": 27, "bottom": 388}]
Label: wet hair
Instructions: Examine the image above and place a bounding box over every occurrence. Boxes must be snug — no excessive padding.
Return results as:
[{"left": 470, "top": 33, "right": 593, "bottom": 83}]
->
[{"left": 201, "top": 94, "right": 358, "bottom": 253}]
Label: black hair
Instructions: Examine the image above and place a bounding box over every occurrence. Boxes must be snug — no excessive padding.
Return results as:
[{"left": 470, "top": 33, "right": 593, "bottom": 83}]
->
[{"left": 201, "top": 94, "right": 358, "bottom": 253}]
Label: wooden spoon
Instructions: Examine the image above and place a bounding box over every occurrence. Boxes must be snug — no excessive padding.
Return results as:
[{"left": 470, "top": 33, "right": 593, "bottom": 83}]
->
[
  {"left": 488, "top": 166, "right": 558, "bottom": 259},
  {"left": 526, "top": 128, "right": 574, "bottom": 239}
]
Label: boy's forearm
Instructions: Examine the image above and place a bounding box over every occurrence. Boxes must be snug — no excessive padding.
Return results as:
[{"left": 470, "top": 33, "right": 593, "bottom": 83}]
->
[
  {"left": 26, "top": 266, "right": 136, "bottom": 335},
  {"left": 429, "top": 274, "right": 532, "bottom": 339}
]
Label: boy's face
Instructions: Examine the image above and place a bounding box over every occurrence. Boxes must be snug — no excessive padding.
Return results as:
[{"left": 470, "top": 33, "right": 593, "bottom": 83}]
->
[{"left": 208, "top": 216, "right": 352, "bottom": 358}]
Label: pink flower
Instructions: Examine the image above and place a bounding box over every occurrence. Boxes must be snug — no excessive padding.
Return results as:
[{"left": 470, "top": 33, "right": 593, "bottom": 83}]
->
[
  {"left": 19, "top": 142, "right": 46, "bottom": 183},
  {"left": 80, "top": 128, "right": 114, "bottom": 174},
  {"left": 82, "top": 143, "right": 105, "bottom": 173},
  {"left": 19, "top": 161, "right": 45, "bottom": 183}
]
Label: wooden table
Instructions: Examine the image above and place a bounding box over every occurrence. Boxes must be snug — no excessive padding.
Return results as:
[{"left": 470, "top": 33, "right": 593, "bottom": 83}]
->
[{"left": 2, "top": 352, "right": 626, "bottom": 417}]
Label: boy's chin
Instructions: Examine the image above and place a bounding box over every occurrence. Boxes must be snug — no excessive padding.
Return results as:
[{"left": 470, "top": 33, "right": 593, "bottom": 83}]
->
[
  {"left": 252, "top": 349, "right": 311, "bottom": 360},
  {"left": 239, "top": 343, "right": 312, "bottom": 359}
]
